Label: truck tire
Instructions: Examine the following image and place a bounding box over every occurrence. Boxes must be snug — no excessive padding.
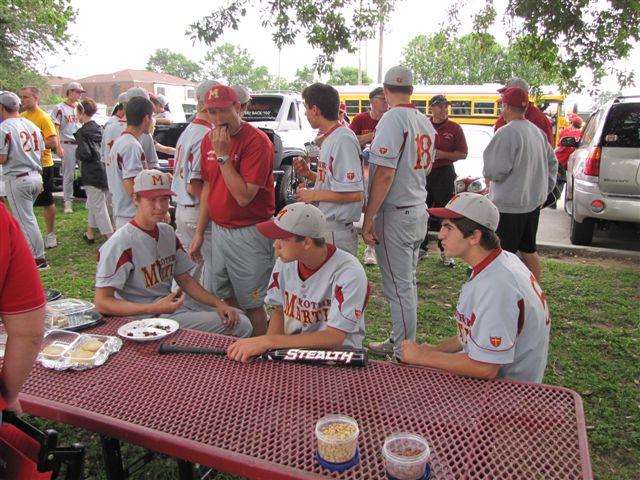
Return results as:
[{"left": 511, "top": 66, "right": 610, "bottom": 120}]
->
[
  {"left": 275, "top": 164, "right": 295, "bottom": 212},
  {"left": 570, "top": 189, "right": 594, "bottom": 245}
]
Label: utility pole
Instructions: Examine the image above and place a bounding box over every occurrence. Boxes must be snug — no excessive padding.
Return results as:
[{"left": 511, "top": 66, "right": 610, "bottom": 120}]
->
[
  {"left": 357, "top": 0, "right": 363, "bottom": 84},
  {"left": 377, "top": 16, "right": 384, "bottom": 83}
]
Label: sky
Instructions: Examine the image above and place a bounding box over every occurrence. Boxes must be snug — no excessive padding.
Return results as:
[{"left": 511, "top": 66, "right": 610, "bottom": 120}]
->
[{"left": 43, "top": 0, "right": 639, "bottom": 108}]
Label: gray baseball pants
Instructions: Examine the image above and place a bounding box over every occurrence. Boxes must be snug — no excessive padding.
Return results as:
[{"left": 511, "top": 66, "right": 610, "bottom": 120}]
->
[{"left": 6, "top": 172, "right": 45, "bottom": 259}]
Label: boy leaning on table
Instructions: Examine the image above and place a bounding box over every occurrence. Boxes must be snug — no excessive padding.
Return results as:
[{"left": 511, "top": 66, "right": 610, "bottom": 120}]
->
[
  {"left": 227, "top": 202, "right": 369, "bottom": 363},
  {"left": 93, "top": 169, "right": 252, "bottom": 337},
  {"left": 400, "top": 193, "right": 551, "bottom": 383}
]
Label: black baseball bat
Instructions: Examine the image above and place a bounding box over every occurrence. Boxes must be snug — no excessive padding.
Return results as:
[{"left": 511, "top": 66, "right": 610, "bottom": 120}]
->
[{"left": 158, "top": 344, "right": 367, "bottom": 367}]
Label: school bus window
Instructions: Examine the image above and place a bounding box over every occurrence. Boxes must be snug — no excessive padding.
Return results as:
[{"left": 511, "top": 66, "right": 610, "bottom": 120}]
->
[
  {"left": 473, "top": 102, "right": 495, "bottom": 115},
  {"left": 345, "top": 100, "right": 359, "bottom": 116},
  {"left": 361, "top": 99, "right": 371, "bottom": 112},
  {"left": 451, "top": 101, "right": 471, "bottom": 116},
  {"left": 412, "top": 100, "right": 427, "bottom": 114}
]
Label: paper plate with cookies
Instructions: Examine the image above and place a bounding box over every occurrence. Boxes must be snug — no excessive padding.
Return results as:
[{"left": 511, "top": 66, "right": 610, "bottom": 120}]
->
[
  {"left": 117, "top": 318, "right": 179, "bottom": 342},
  {"left": 38, "top": 329, "right": 123, "bottom": 371}
]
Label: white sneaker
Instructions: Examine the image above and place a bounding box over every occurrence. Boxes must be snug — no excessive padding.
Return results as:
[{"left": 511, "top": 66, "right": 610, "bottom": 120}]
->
[
  {"left": 441, "top": 252, "right": 455, "bottom": 267},
  {"left": 64, "top": 201, "right": 73, "bottom": 213},
  {"left": 45, "top": 233, "right": 58, "bottom": 249},
  {"left": 363, "top": 245, "right": 377, "bottom": 265},
  {"left": 368, "top": 336, "right": 394, "bottom": 354}
]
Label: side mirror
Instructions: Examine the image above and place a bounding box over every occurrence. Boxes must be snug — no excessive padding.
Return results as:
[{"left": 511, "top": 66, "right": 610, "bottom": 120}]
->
[{"left": 560, "top": 136, "right": 579, "bottom": 147}]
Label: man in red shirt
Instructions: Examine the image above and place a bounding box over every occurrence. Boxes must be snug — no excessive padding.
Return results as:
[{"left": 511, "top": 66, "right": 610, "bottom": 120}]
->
[
  {"left": 494, "top": 78, "right": 554, "bottom": 146},
  {"left": 0, "top": 203, "right": 46, "bottom": 414},
  {"left": 190, "top": 85, "right": 275, "bottom": 335},
  {"left": 555, "top": 114, "right": 583, "bottom": 169},
  {"left": 419, "top": 94, "right": 468, "bottom": 267}
]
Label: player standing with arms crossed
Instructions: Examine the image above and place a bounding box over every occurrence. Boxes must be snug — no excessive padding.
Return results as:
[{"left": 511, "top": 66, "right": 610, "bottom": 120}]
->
[
  {"left": 362, "top": 66, "right": 436, "bottom": 358},
  {"left": 52, "top": 81, "right": 84, "bottom": 213},
  {"left": 293, "top": 83, "right": 364, "bottom": 256}
]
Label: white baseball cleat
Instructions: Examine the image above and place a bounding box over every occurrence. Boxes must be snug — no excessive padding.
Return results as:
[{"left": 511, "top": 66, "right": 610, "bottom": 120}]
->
[
  {"left": 441, "top": 252, "right": 455, "bottom": 267},
  {"left": 368, "top": 336, "right": 394, "bottom": 354},
  {"left": 45, "top": 232, "right": 58, "bottom": 249},
  {"left": 363, "top": 245, "right": 378, "bottom": 265},
  {"left": 63, "top": 201, "right": 73, "bottom": 213}
]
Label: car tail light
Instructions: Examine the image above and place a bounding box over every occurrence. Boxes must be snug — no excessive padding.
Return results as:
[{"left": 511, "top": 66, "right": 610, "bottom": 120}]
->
[{"left": 584, "top": 147, "right": 601, "bottom": 176}]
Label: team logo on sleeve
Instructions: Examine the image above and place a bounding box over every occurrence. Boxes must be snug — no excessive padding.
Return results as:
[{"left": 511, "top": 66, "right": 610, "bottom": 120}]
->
[
  {"left": 489, "top": 336, "right": 502, "bottom": 347},
  {"left": 346, "top": 172, "right": 355, "bottom": 180},
  {"left": 268, "top": 272, "right": 280, "bottom": 290},
  {"left": 334, "top": 285, "right": 344, "bottom": 311},
  {"left": 379, "top": 147, "right": 388, "bottom": 154}
]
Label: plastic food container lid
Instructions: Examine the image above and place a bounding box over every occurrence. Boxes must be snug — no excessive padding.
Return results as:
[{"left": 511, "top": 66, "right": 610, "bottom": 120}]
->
[{"left": 47, "top": 298, "right": 95, "bottom": 315}]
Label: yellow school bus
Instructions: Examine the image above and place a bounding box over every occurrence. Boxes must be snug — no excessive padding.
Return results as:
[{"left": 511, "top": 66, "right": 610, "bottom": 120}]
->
[{"left": 336, "top": 84, "right": 567, "bottom": 144}]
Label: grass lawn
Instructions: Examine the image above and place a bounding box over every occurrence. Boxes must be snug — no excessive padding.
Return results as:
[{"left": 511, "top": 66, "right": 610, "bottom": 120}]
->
[{"left": 17, "top": 199, "right": 640, "bottom": 479}]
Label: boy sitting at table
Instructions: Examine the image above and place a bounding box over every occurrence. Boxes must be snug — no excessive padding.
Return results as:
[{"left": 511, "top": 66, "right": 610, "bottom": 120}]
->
[
  {"left": 400, "top": 193, "right": 551, "bottom": 383},
  {"left": 94, "top": 169, "right": 252, "bottom": 337},
  {"left": 227, "top": 202, "right": 369, "bottom": 363}
]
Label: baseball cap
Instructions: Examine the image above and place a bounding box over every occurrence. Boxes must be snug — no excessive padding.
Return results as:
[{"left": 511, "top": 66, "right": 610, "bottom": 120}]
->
[
  {"left": 257, "top": 202, "right": 326, "bottom": 239},
  {"left": 369, "top": 86, "right": 384, "bottom": 99},
  {"left": 196, "top": 79, "right": 220, "bottom": 102},
  {"left": 0, "top": 91, "right": 20, "bottom": 109},
  {"left": 117, "top": 92, "right": 128, "bottom": 104},
  {"left": 125, "top": 87, "right": 150, "bottom": 102},
  {"left": 231, "top": 85, "right": 251, "bottom": 104},
  {"left": 429, "top": 94, "right": 449, "bottom": 107},
  {"left": 155, "top": 94, "right": 168, "bottom": 107},
  {"left": 202, "top": 85, "right": 238, "bottom": 110},
  {"left": 497, "top": 77, "right": 530, "bottom": 93},
  {"left": 569, "top": 113, "right": 583, "bottom": 126},
  {"left": 428, "top": 192, "right": 500, "bottom": 231},
  {"left": 383, "top": 66, "right": 413, "bottom": 87},
  {"left": 500, "top": 87, "right": 529, "bottom": 108},
  {"left": 67, "top": 81, "right": 86, "bottom": 93},
  {"left": 133, "top": 169, "right": 176, "bottom": 198}
]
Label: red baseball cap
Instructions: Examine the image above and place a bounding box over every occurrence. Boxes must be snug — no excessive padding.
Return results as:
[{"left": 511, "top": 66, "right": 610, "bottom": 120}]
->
[
  {"left": 569, "top": 113, "right": 583, "bottom": 126},
  {"left": 339, "top": 102, "right": 347, "bottom": 113},
  {"left": 202, "top": 85, "right": 238, "bottom": 110},
  {"left": 500, "top": 87, "right": 529, "bottom": 108}
]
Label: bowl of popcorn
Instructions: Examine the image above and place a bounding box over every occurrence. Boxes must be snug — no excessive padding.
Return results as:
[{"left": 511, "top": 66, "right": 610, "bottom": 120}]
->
[
  {"left": 315, "top": 414, "right": 359, "bottom": 471},
  {"left": 382, "top": 432, "right": 431, "bottom": 480}
]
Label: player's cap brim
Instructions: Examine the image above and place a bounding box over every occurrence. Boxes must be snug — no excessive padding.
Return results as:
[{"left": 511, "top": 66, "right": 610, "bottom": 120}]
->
[
  {"left": 256, "top": 219, "right": 295, "bottom": 239},
  {"left": 427, "top": 207, "right": 465, "bottom": 220},
  {"left": 137, "top": 189, "right": 176, "bottom": 198},
  {"left": 73, "top": 88, "right": 86, "bottom": 93}
]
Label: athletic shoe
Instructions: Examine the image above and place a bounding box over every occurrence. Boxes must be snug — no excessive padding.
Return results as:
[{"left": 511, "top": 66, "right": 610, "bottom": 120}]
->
[
  {"left": 82, "top": 233, "right": 95, "bottom": 245},
  {"left": 441, "top": 252, "right": 455, "bottom": 268},
  {"left": 45, "top": 232, "right": 58, "bottom": 249},
  {"left": 35, "top": 258, "right": 49, "bottom": 271},
  {"left": 363, "top": 245, "right": 378, "bottom": 265},
  {"left": 368, "top": 336, "right": 394, "bottom": 354},
  {"left": 418, "top": 248, "right": 429, "bottom": 261},
  {"left": 64, "top": 201, "right": 73, "bottom": 213}
]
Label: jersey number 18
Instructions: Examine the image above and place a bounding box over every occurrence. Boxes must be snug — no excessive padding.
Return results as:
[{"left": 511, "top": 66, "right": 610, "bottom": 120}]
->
[{"left": 413, "top": 133, "right": 433, "bottom": 172}]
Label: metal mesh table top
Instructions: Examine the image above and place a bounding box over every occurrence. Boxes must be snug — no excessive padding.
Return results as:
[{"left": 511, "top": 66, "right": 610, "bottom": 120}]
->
[{"left": 18, "top": 319, "right": 592, "bottom": 479}]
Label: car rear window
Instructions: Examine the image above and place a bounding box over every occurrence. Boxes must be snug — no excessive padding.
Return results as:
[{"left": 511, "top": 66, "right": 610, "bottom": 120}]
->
[
  {"left": 601, "top": 103, "right": 640, "bottom": 147},
  {"left": 243, "top": 97, "right": 283, "bottom": 121}
]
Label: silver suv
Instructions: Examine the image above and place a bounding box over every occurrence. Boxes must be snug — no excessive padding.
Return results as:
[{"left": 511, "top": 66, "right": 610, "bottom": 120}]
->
[{"left": 563, "top": 96, "right": 640, "bottom": 245}]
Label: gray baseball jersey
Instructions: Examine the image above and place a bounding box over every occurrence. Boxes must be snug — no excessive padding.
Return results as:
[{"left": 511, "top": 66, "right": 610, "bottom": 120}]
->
[
  {"left": 368, "top": 105, "right": 436, "bottom": 207},
  {"left": 314, "top": 124, "right": 364, "bottom": 224},
  {"left": 265, "top": 245, "right": 369, "bottom": 348},
  {"left": 455, "top": 249, "right": 551, "bottom": 383},
  {"left": 101, "top": 120, "right": 158, "bottom": 168},
  {"left": 96, "top": 221, "right": 194, "bottom": 303},
  {"left": 171, "top": 118, "right": 212, "bottom": 206},
  {"left": 51, "top": 102, "right": 80, "bottom": 141},
  {"left": 106, "top": 132, "right": 148, "bottom": 219},
  {"left": 0, "top": 117, "right": 44, "bottom": 176}
]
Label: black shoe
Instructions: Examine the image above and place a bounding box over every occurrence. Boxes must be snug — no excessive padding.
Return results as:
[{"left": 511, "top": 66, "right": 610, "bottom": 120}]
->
[
  {"left": 83, "top": 233, "right": 95, "bottom": 244},
  {"left": 35, "top": 258, "right": 49, "bottom": 270}
]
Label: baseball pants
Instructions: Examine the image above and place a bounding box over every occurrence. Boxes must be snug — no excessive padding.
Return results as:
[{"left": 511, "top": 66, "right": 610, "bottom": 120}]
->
[
  {"left": 160, "top": 305, "right": 253, "bottom": 337},
  {"left": 61, "top": 144, "right": 78, "bottom": 202},
  {"left": 84, "top": 185, "right": 114, "bottom": 236},
  {"left": 374, "top": 206, "right": 429, "bottom": 358},
  {"left": 6, "top": 172, "right": 45, "bottom": 259},
  {"left": 324, "top": 221, "right": 358, "bottom": 257},
  {"left": 175, "top": 204, "right": 212, "bottom": 291}
]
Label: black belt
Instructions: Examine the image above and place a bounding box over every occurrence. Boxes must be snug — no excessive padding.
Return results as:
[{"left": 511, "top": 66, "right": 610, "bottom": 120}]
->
[
  {"left": 16, "top": 172, "right": 30, "bottom": 178},
  {"left": 181, "top": 204, "right": 196, "bottom": 208},
  {"left": 62, "top": 141, "right": 77, "bottom": 145},
  {"left": 396, "top": 204, "right": 421, "bottom": 210}
]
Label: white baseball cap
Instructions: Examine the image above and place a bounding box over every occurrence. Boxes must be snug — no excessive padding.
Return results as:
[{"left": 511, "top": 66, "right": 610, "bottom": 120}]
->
[
  {"left": 155, "top": 94, "right": 168, "bottom": 107},
  {"left": 67, "top": 81, "right": 86, "bottom": 93},
  {"left": 428, "top": 192, "right": 500, "bottom": 231},
  {"left": 231, "top": 85, "right": 251, "bottom": 104},
  {"left": 498, "top": 77, "right": 530, "bottom": 93},
  {"left": 125, "top": 87, "right": 150, "bottom": 102},
  {"left": 196, "top": 79, "right": 220, "bottom": 102},
  {"left": 0, "top": 91, "right": 20, "bottom": 109},
  {"left": 257, "top": 202, "right": 326, "bottom": 239},
  {"left": 133, "top": 169, "right": 176, "bottom": 198},
  {"left": 384, "top": 65, "right": 413, "bottom": 86}
]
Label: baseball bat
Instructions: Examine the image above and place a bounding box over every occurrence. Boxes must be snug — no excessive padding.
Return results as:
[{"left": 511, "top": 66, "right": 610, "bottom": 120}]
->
[{"left": 158, "top": 344, "right": 367, "bottom": 367}]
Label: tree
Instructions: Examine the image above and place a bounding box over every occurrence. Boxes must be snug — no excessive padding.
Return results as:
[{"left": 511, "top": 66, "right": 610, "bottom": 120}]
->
[
  {"left": 188, "top": 0, "right": 639, "bottom": 92},
  {"left": 146, "top": 49, "right": 202, "bottom": 81},
  {"left": 203, "top": 43, "right": 272, "bottom": 90},
  {"left": 0, "top": 0, "right": 76, "bottom": 91},
  {"left": 187, "top": 0, "right": 397, "bottom": 74},
  {"left": 328, "top": 67, "right": 373, "bottom": 85},
  {"left": 288, "top": 66, "right": 316, "bottom": 92}
]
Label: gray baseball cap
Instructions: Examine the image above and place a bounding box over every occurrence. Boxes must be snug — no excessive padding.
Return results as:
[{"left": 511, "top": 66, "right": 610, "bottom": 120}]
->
[
  {"left": 125, "top": 87, "right": 150, "bottom": 102},
  {"left": 0, "top": 91, "right": 20, "bottom": 109},
  {"left": 384, "top": 66, "right": 413, "bottom": 87},
  {"left": 429, "top": 94, "right": 450, "bottom": 107},
  {"left": 155, "top": 94, "right": 168, "bottom": 107},
  {"left": 133, "top": 169, "right": 176, "bottom": 197},
  {"left": 257, "top": 202, "right": 326, "bottom": 239},
  {"left": 117, "top": 92, "right": 128, "bottom": 104},
  {"left": 231, "top": 85, "right": 251, "bottom": 104},
  {"left": 369, "top": 86, "right": 384, "bottom": 99},
  {"left": 196, "top": 79, "right": 220, "bottom": 102},
  {"left": 428, "top": 192, "right": 500, "bottom": 231},
  {"left": 498, "top": 77, "right": 530, "bottom": 93},
  {"left": 67, "top": 81, "right": 86, "bottom": 93}
]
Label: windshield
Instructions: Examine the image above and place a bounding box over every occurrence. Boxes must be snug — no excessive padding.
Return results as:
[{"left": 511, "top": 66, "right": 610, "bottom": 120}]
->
[{"left": 243, "top": 97, "right": 283, "bottom": 122}]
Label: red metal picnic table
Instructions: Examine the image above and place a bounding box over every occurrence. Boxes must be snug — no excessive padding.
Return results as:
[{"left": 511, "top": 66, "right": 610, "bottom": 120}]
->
[{"left": 17, "top": 318, "right": 592, "bottom": 479}]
